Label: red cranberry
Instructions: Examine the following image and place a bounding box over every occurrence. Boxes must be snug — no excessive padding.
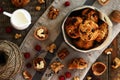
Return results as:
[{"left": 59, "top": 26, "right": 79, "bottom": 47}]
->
[
  {"left": 5, "top": 27, "right": 12, "bottom": 33},
  {"left": 59, "top": 75, "right": 65, "bottom": 80},
  {"left": 65, "top": 72, "right": 71, "bottom": 78},
  {"left": 64, "top": 1, "right": 70, "bottom": 7},
  {"left": 35, "top": 45, "right": 41, "bottom": 51},
  {"left": 0, "top": 7, "right": 3, "bottom": 13},
  {"left": 26, "top": 63, "right": 32, "bottom": 68},
  {"left": 24, "top": 52, "right": 30, "bottom": 59}
]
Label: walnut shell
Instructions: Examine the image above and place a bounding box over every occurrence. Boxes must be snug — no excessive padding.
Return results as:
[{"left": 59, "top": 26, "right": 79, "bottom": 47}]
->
[
  {"left": 11, "top": 0, "right": 30, "bottom": 7},
  {"left": 110, "top": 10, "right": 120, "bottom": 23}
]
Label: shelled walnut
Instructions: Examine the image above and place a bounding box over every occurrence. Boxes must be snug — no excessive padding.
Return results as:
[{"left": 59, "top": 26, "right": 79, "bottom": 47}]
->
[
  {"left": 50, "top": 61, "right": 64, "bottom": 73},
  {"left": 47, "top": 43, "right": 56, "bottom": 53},
  {"left": 48, "top": 6, "right": 59, "bottom": 19},
  {"left": 112, "top": 57, "right": 120, "bottom": 69},
  {"left": 15, "top": 33, "right": 22, "bottom": 39},
  {"left": 35, "top": 6, "right": 41, "bottom": 11},
  {"left": 73, "top": 76, "right": 80, "bottom": 80},
  {"left": 22, "top": 70, "right": 32, "bottom": 80},
  {"left": 57, "top": 48, "right": 69, "bottom": 60}
]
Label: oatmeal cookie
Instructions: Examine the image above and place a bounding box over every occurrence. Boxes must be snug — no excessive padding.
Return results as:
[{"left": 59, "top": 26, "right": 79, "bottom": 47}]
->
[
  {"left": 73, "top": 39, "right": 94, "bottom": 49},
  {"left": 65, "top": 25, "right": 80, "bottom": 39},
  {"left": 11, "top": 0, "right": 30, "bottom": 7},
  {"left": 79, "top": 20, "right": 99, "bottom": 41},
  {"left": 96, "top": 22, "right": 108, "bottom": 42},
  {"left": 82, "top": 8, "right": 99, "bottom": 23}
]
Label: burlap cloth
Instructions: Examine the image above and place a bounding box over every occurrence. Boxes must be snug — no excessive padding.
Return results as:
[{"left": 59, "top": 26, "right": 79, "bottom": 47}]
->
[{"left": 14, "top": 0, "right": 120, "bottom": 80}]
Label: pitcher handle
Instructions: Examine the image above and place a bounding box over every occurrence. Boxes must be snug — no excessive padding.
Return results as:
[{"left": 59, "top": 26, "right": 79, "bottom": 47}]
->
[{"left": 3, "top": 11, "right": 12, "bottom": 17}]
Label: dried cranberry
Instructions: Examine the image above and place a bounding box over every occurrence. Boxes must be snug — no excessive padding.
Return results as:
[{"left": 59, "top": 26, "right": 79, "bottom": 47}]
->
[
  {"left": 5, "top": 27, "right": 12, "bottom": 33},
  {"left": 0, "top": 7, "right": 3, "bottom": 13},
  {"left": 24, "top": 52, "right": 30, "bottom": 59},
  {"left": 65, "top": 72, "right": 71, "bottom": 78},
  {"left": 26, "top": 63, "right": 32, "bottom": 68},
  {"left": 59, "top": 75, "right": 65, "bottom": 80},
  {"left": 64, "top": 1, "right": 70, "bottom": 7},
  {"left": 35, "top": 45, "right": 41, "bottom": 51}
]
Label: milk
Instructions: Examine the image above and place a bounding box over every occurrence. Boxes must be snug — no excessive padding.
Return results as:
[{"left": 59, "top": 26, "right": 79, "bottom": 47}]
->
[{"left": 3, "top": 9, "right": 31, "bottom": 30}]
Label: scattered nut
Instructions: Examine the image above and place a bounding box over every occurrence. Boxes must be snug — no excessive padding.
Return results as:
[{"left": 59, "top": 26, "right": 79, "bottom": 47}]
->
[
  {"left": 87, "top": 76, "right": 92, "bottom": 80},
  {"left": 50, "top": 61, "right": 64, "bottom": 73},
  {"left": 15, "top": 33, "right": 22, "bottom": 39},
  {"left": 22, "top": 70, "right": 32, "bottom": 80},
  {"left": 48, "top": 6, "right": 59, "bottom": 19},
  {"left": 38, "top": 0, "right": 45, "bottom": 4},
  {"left": 110, "top": 10, "right": 120, "bottom": 23},
  {"left": 104, "top": 48, "right": 113, "bottom": 55},
  {"left": 47, "top": 43, "right": 56, "bottom": 53},
  {"left": 57, "top": 48, "right": 69, "bottom": 60},
  {"left": 98, "top": 0, "right": 110, "bottom": 6},
  {"left": 112, "top": 57, "right": 120, "bottom": 69},
  {"left": 73, "top": 76, "right": 79, "bottom": 80},
  {"left": 35, "top": 6, "right": 41, "bottom": 11}
]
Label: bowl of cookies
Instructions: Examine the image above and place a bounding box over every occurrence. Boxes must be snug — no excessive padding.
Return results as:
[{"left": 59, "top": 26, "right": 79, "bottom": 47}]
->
[{"left": 62, "top": 6, "right": 113, "bottom": 53}]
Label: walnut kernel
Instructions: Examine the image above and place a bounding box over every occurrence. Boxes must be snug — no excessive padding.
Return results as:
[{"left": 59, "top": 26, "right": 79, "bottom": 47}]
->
[
  {"left": 22, "top": 70, "right": 32, "bottom": 80},
  {"left": 38, "top": 0, "right": 45, "bottom": 4},
  {"left": 15, "top": 33, "right": 22, "bottom": 39},
  {"left": 112, "top": 57, "right": 120, "bottom": 69},
  {"left": 35, "top": 6, "right": 41, "bottom": 11},
  {"left": 104, "top": 48, "right": 113, "bottom": 55},
  {"left": 47, "top": 43, "right": 56, "bottom": 53}
]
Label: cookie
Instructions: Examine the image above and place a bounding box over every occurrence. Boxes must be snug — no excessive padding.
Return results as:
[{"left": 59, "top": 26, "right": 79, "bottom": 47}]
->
[{"left": 11, "top": 0, "right": 30, "bottom": 7}]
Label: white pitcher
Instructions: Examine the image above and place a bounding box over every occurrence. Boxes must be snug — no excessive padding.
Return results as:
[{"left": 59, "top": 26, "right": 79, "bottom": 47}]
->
[{"left": 3, "top": 9, "right": 31, "bottom": 30}]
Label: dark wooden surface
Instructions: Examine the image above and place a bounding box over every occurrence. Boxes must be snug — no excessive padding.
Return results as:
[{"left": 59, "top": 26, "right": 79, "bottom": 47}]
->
[{"left": 0, "top": 0, "right": 119, "bottom": 80}]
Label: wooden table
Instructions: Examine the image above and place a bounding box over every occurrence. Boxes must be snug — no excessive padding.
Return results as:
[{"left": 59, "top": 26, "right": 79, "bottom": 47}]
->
[{"left": 0, "top": 0, "right": 120, "bottom": 80}]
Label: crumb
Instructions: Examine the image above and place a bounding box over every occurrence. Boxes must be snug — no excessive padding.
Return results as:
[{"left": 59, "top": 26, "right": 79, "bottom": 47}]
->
[
  {"left": 35, "top": 6, "right": 41, "bottom": 11},
  {"left": 14, "top": 33, "right": 22, "bottom": 39}
]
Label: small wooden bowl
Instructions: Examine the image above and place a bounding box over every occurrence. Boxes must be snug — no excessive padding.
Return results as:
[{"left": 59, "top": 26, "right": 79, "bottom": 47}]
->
[
  {"left": 92, "top": 62, "right": 107, "bottom": 76},
  {"left": 33, "top": 57, "right": 46, "bottom": 71},
  {"left": 34, "top": 26, "right": 48, "bottom": 41}
]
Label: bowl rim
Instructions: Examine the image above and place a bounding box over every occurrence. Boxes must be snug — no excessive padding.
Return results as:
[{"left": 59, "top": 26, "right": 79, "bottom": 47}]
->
[{"left": 62, "top": 5, "right": 113, "bottom": 53}]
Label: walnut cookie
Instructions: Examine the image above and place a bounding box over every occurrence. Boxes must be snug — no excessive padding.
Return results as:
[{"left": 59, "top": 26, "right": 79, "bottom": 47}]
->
[{"left": 11, "top": 0, "right": 30, "bottom": 7}]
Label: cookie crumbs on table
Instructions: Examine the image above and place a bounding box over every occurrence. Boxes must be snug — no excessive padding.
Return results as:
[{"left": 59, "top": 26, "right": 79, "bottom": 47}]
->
[{"left": 22, "top": 70, "right": 32, "bottom": 80}]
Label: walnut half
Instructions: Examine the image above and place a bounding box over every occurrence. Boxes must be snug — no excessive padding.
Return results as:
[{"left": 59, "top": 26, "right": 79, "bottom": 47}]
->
[{"left": 112, "top": 57, "right": 120, "bottom": 69}]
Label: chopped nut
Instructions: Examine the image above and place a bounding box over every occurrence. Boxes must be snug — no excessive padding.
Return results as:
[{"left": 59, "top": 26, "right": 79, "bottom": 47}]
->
[
  {"left": 112, "top": 57, "right": 120, "bottom": 69},
  {"left": 22, "top": 70, "right": 32, "bottom": 80},
  {"left": 48, "top": 6, "right": 59, "bottom": 19},
  {"left": 104, "top": 48, "right": 113, "bottom": 55},
  {"left": 73, "top": 76, "right": 80, "bottom": 80},
  {"left": 47, "top": 43, "right": 56, "bottom": 53},
  {"left": 87, "top": 76, "right": 92, "bottom": 80},
  {"left": 15, "top": 33, "right": 22, "bottom": 39},
  {"left": 35, "top": 6, "right": 41, "bottom": 11},
  {"left": 57, "top": 48, "right": 69, "bottom": 60},
  {"left": 50, "top": 61, "right": 64, "bottom": 73},
  {"left": 38, "top": 0, "right": 45, "bottom": 4}
]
